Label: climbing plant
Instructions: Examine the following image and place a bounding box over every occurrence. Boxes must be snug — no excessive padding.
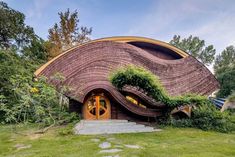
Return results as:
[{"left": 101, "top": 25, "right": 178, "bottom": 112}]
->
[{"left": 109, "top": 65, "right": 209, "bottom": 109}]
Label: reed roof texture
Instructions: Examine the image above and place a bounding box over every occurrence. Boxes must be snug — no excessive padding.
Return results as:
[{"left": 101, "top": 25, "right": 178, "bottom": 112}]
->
[{"left": 35, "top": 36, "right": 219, "bottom": 117}]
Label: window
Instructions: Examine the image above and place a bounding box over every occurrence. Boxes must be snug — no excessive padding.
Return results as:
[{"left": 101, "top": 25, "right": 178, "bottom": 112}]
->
[{"left": 125, "top": 95, "right": 146, "bottom": 108}]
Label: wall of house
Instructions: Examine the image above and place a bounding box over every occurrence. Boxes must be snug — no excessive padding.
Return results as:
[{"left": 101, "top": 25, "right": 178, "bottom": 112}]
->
[{"left": 69, "top": 98, "right": 157, "bottom": 123}]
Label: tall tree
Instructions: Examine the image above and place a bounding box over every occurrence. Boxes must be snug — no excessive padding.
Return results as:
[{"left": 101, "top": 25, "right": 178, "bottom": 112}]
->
[
  {"left": 169, "top": 35, "right": 216, "bottom": 66},
  {"left": 216, "top": 67, "right": 235, "bottom": 98},
  {"left": 47, "top": 9, "right": 92, "bottom": 59},
  {"left": 214, "top": 45, "right": 235, "bottom": 75},
  {"left": 213, "top": 45, "right": 235, "bottom": 98},
  {"left": 22, "top": 37, "right": 48, "bottom": 63},
  {"left": 0, "top": 1, "right": 35, "bottom": 49}
]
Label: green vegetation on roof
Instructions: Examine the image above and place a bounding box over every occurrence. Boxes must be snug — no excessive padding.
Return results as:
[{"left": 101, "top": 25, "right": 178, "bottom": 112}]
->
[{"left": 109, "top": 65, "right": 209, "bottom": 108}]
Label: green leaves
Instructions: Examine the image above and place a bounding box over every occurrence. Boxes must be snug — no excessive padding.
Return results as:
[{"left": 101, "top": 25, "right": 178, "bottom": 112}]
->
[
  {"left": 169, "top": 35, "right": 216, "bottom": 66},
  {"left": 216, "top": 67, "right": 235, "bottom": 98},
  {"left": 47, "top": 8, "right": 92, "bottom": 59},
  {"left": 214, "top": 45, "right": 235, "bottom": 75},
  {"left": 109, "top": 65, "right": 208, "bottom": 108},
  {"left": 0, "top": 1, "right": 36, "bottom": 49}
]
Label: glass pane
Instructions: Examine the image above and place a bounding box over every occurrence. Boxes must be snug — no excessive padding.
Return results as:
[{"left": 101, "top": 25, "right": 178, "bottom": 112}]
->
[
  {"left": 87, "top": 97, "right": 96, "bottom": 116},
  {"left": 100, "top": 99, "right": 107, "bottom": 109},
  {"left": 99, "top": 108, "right": 105, "bottom": 116},
  {"left": 90, "top": 108, "right": 96, "bottom": 115}
]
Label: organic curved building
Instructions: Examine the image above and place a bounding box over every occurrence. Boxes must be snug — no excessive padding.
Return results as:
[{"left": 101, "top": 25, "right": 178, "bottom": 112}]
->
[{"left": 35, "top": 36, "right": 219, "bottom": 122}]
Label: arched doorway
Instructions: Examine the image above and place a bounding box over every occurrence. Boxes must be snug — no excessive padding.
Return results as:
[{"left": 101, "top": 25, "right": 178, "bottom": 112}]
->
[{"left": 83, "top": 93, "right": 111, "bottom": 120}]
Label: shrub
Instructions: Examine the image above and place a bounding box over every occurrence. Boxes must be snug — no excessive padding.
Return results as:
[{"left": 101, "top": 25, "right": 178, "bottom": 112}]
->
[
  {"left": 193, "top": 104, "right": 235, "bottom": 132},
  {"left": 0, "top": 74, "right": 79, "bottom": 126},
  {"left": 169, "top": 104, "right": 235, "bottom": 133},
  {"left": 109, "top": 65, "right": 209, "bottom": 109}
]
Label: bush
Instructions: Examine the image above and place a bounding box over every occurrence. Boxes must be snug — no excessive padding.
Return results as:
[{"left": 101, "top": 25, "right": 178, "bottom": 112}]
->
[
  {"left": 109, "top": 65, "right": 209, "bottom": 109},
  {"left": 168, "top": 117, "right": 193, "bottom": 128},
  {"left": 193, "top": 105, "right": 234, "bottom": 132},
  {"left": 0, "top": 73, "right": 79, "bottom": 126},
  {"left": 169, "top": 104, "right": 235, "bottom": 133}
]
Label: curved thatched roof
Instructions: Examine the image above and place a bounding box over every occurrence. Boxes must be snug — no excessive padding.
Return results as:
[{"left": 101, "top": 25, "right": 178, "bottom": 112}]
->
[{"left": 35, "top": 36, "right": 219, "bottom": 117}]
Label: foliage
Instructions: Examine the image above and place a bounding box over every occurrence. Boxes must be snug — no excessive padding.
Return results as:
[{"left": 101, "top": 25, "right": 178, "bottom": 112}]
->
[
  {"left": 0, "top": 49, "right": 79, "bottom": 125},
  {"left": 22, "top": 37, "right": 48, "bottom": 63},
  {"left": 227, "top": 91, "right": 235, "bottom": 103},
  {"left": 214, "top": 46, "right": 235, "bottom": 98},
  {"left": 109, "top": 65, "right": 209, "bottom": 109},
  {"left": 169, "top": 35, "right": 216, "bottom": 66},
  {"left": 214, "top": 45, "right": 235, "bottom": 76},
  {"left": 192, "top": 105, "right": 234, "bottom": 132},
  {"left": 0, "top": 74, "right": 79, "bottom": 125},
  {"left": 0, "top": 49, "right": 35, "bottom": 101},
  {"left": 216, "top": 67, "right": 235, "bottom": 98},
  {"left": 0, "top": 1, "right": 35, "bottom": 49},
  {"left": 47, "top": 8, "right": 92, "bottom": 59},
  {"left": 169, "top": 104, "right": 235, "bottom": 133}
]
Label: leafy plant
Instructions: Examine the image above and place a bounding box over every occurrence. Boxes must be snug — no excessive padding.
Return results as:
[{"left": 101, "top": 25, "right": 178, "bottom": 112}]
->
[
  {"left": 169, "top": 104, "right": 235, "bottom": 133},
  {"left": 109, "top": 65, "right": 209, "bottom": 109}
]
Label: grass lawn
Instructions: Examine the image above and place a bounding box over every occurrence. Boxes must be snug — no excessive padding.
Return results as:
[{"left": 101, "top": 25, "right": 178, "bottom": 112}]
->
[{"left": 0, "top": 124, "right": 235, "bottom": 157}]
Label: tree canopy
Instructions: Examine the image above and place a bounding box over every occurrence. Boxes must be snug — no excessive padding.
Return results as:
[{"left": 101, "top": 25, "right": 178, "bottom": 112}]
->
[
  {"left": 47, "top": 9, "right": 92, "bottom": 59},
  {"left": 170, "top": 35, "right": 216, "bottom": 66},
  {"left": 214, "top": 45, "right": 235, "bottom": 98},
  {"left": 216, "top": 67, "right": 235, "bottom": 98},
  {"left": 214, "top": 45, "right": 235, "bottom": 76},
  {"left": 0, "top": 2, "right": 35, "bottom": 49}
]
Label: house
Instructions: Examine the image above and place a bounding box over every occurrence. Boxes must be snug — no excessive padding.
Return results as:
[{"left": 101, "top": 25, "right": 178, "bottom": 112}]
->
[{"left": 34, "top": 36, "right": 219, "bottom": 122}]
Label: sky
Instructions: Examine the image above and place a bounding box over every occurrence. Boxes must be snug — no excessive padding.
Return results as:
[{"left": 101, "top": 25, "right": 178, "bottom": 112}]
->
[{"left": 3, "top": 0, "right": 235, "bottom": 54}]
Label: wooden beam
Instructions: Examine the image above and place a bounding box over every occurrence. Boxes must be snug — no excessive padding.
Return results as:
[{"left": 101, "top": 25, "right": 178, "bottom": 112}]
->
[{"left": 96, "top": 96, "right": 100, "bottom": 119}]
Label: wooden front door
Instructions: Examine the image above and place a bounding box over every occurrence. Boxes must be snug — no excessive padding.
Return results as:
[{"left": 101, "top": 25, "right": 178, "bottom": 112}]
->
[{"left": 83, "top": 94, "right": 111, "bottom": 120}]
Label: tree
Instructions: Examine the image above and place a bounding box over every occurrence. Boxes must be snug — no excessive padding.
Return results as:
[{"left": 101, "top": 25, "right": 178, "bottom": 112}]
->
[
  {"left": 47, "top": 9, "right": 92, "bottom": 59},
  {"left": 169, "top": 35, "right": 216, "bottom": 66},
  {"left": 216, "top": 67, "right": 235, "bottom": 98},
  {"left": 214, "top": 45, "right": 235, "bottom": 75},
  {"left": 22, "top": 37, "right": 48, "bottom": 63},
  {"left": 0, "top": 1, "right": 35, "bottom": 49},
  {"left": 213, "top": 45, "right": 235, "bottom": 98}
]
